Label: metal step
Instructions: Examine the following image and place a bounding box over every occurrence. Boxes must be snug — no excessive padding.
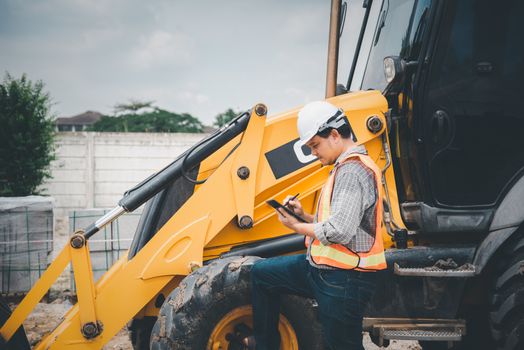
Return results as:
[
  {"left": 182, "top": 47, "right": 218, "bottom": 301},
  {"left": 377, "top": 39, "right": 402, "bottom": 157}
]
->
[
  {"left": 365, "top": 318, "right": 466, "bottom": 347},
  {"left": 383, "top": 329, "right": 463, "bottom": 341},
  {"left": 394, "top": 262, "right": 476, "bottom": 277}
]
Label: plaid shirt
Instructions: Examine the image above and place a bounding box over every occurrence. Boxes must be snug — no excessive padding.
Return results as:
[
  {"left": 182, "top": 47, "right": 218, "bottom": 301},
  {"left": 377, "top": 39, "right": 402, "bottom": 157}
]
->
[{"left": 307, "top": 145, "right": 377, "bottom": 269}]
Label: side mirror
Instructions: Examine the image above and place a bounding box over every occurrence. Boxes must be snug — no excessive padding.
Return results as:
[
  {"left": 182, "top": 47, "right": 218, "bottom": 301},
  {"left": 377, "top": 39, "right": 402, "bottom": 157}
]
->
[{"left": 383, "top": 56, "right": 417, "bottom": 95}]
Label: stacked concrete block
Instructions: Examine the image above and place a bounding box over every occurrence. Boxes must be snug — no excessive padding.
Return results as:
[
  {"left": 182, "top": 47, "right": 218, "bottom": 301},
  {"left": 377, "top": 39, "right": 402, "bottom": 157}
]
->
[{"left": 0, "top": 196, "right": 54, "bottom": 294}]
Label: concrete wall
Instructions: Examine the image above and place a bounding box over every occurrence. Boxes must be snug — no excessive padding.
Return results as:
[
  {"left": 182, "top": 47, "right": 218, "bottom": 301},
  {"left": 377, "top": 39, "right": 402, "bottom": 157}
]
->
[
  {"left": 43, "top": 132, "right": 207, "bottom": 213},
  {"left": 40, "top": 132, "right": 208, "bottom": 291}
]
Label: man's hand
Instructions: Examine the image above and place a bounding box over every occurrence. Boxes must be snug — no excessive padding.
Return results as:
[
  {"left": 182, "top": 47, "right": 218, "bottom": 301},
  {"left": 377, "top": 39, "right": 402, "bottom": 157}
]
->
[
  {"left": 276, "top": 207, "right": 300, "bottom": 230},
  {"left": 283, "top": 195, "right": 305, "bottom": 216},
  {"left": 283, "top": 195, "right": 314, "bottom": 223},
  {"left": 275, "top": 202, "right": 316, "bottom": 239}
]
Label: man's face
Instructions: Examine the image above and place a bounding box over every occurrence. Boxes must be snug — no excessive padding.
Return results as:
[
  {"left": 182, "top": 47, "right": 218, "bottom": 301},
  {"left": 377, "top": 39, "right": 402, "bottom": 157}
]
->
[{"left": 305, "top": 133, "right": 339, "bottom": 165}]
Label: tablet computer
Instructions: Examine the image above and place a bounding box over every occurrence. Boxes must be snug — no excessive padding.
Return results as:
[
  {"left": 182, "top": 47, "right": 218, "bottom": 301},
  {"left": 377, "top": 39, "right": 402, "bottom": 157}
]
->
[{"left": 266, "top": 199, "right": 307, "bottom": 223}]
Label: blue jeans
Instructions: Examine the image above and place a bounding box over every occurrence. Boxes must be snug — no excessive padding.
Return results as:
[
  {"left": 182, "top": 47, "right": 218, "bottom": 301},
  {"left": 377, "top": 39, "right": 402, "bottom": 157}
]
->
[{"left": 251, "top": 254, "right": 378, "bottom": 350}]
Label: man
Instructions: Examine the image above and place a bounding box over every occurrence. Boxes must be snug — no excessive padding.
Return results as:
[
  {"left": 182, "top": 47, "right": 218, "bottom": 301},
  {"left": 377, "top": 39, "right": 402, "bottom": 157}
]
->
[{"left": 250, "top": 100, "right": 387, "bottom": 349}]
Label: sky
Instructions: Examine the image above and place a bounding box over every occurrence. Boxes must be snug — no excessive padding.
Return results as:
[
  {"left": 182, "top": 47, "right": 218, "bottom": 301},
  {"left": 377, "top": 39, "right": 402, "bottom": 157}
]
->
[{"left": 0, "top": 0, "right": 331, "bottom": 125}]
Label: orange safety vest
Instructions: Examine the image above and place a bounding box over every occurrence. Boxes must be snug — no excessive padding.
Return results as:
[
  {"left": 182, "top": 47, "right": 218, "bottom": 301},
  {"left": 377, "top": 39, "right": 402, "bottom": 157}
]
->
[{"left": 305, "top": 152, "right": 387, "bottom": 271}]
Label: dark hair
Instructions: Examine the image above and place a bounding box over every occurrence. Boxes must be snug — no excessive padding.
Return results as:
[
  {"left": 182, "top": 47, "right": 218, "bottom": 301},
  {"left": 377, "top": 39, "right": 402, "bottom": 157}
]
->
[{"left": 316, "top": 116, "right": 354, "bottom": 140}]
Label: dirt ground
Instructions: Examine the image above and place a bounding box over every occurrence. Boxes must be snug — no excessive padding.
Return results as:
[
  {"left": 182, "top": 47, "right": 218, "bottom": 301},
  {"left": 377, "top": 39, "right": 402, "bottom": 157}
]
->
[{"left": 20, "top": 300, "right": 421, "bottom": 349}]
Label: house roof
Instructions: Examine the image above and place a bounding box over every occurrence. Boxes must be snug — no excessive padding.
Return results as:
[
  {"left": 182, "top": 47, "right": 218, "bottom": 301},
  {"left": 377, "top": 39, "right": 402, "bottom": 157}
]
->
[{"left": 56, "top": 111, "right": 102, "bottom": 125}]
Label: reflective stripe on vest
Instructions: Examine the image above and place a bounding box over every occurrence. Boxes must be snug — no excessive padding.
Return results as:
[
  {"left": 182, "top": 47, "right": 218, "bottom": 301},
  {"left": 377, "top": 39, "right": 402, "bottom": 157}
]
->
[{"left": 306, "top": 152, "right": 387, "bottom": 271}]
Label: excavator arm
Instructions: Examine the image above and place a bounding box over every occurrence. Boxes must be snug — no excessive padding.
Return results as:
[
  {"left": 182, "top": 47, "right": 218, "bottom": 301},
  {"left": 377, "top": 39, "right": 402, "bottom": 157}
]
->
[{"left": 1, "top": 90, "right": 398, "bottom": 349}]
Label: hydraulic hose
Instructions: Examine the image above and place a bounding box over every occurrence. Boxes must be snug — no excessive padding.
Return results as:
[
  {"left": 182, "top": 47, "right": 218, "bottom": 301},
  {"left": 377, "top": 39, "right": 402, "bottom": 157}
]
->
[{"left": 118, "top": 112, "right": 250, "bottom": 212}]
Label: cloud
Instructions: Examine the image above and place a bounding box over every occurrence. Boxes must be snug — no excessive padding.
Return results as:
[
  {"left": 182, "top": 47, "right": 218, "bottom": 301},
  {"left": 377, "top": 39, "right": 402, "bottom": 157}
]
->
[
  {"left": 128, "top": 30, "right": 193, "bottom": 70},
  {"left": 0, "top": 0, "right": 329, "bottom": 124},
  {"left": 279, "top": 5, "right": 327, "bottom": 44},
  {"left": 77, "top": 27, "right": 125, "bottom": 51},
  {"left": 284, "top": 87, "right": 305, "bottom": 97},
  {"left": 176, "top": 91, "right": 209, "bottom": 105}
]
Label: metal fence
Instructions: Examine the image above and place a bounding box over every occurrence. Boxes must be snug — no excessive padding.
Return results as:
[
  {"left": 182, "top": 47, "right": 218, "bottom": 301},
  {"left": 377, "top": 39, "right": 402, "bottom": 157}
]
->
[
  {"left": 0, "top": 197, "right": 53, "bottom": 295},
  {"left": 68, "top": 208, "right": 142, "bottom": 290},
  {"left": 0, "top": 197, "right": 143, "bottom": 294}
]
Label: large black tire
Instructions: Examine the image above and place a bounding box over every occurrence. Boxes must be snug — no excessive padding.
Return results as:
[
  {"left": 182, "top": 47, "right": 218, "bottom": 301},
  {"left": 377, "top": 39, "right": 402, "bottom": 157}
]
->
[
  {"left": 150, "top": 256, "right": 323, "bottom": 350},
  {"left": 129, "top": 316, "right": 157, "bottom": 350},
  {"left": 490, "top": 234, "right": 524, "bottom": 349},
  {"left": 0, "top": 297, "right": 30, "bottom": 350}
]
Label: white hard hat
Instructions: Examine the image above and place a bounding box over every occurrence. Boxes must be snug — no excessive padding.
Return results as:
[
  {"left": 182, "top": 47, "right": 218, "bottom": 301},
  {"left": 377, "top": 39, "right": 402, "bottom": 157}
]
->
[{"left": 297, "top": 101, "right": 345, "bottom": 143}]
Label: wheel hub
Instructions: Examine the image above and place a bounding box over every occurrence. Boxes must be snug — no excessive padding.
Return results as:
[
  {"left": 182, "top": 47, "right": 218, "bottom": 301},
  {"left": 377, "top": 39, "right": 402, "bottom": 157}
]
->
[{"left": 207, "top": 305, "right": 298, "bottom": 350}]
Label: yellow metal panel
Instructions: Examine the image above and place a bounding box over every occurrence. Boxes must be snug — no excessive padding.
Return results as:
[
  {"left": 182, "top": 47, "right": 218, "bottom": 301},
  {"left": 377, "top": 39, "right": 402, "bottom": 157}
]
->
[
  {"left": 205, "top": 90, "right": 403, "bottom": 256},
  {"left": 231, "top": 105, "right": 267, "bottom": 227},
  {"left": 140, "top": 216, "right": 210, "bottom": 279},
  {"left": 70, "top": 241, "right": 98, "bottom": 330}
]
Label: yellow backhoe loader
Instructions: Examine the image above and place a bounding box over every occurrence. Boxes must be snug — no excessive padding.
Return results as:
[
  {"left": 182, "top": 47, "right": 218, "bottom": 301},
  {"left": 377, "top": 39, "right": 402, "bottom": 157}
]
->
[{"left": 2, "top": 0, "right": 524, "bottom": 349}]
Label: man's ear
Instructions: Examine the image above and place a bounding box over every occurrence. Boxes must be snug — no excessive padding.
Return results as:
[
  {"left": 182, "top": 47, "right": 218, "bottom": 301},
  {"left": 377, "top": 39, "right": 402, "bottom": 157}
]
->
[{"left": 330, "top": 129, "right": 341, "bottom": 143}]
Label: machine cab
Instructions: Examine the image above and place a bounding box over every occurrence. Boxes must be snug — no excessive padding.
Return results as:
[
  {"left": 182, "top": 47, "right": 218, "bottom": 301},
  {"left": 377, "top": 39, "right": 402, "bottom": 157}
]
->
[{"left": 337, "top": 0, "right": 524, "bottom": 235}]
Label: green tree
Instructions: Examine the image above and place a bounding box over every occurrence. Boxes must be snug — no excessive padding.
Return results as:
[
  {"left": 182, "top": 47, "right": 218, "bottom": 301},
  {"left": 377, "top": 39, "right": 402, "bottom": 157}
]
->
[
  {"left": 213, "top": 108, "right": 239, "bottom": 127},
  {"left": 89, "top": 108, "right": 204, "bottom": 133},
  {"left": 0, "top": 73, "right": 55, "bottom": 196},
  {"left": 113, "top": 99, "right": 154, "bottom": 114}
]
